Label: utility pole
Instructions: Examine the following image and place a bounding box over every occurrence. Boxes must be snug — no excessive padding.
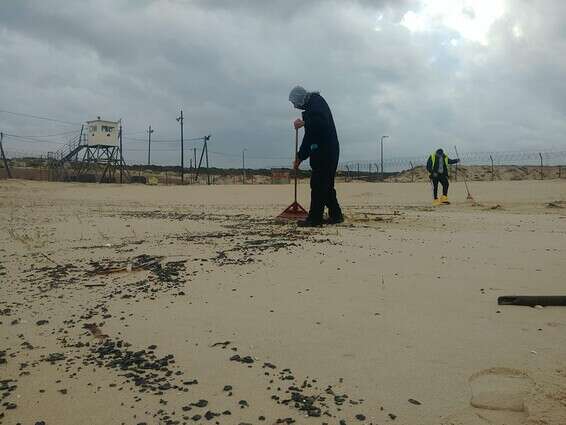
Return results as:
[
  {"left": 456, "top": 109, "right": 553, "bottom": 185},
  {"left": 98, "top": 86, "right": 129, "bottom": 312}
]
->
[
  {"left": 204, "top": 135, "right": 210, "bottom": 185},
  {"left": 0, "top": 132, "right": 12, "bottom": 178},
  {"left": 193, "top": 147, "right": 197, "bottom": 183},
  {"left": 147, "top": 125, "right": 154, "bottom": 166},
  {"left": 119, "top": 123, "right": 123, "bottom": 184},
  {"left": 380, "top": 135, "right": 389, "bottom": 180},
  {"left": 242, "top": 148, "right": 247, "bottom": 184},
  {"left": 194, "top": 135, "right": 212, "bottom": 183},
  {"left": 176, "top": 110, "right": 184, "bottom": 183}
]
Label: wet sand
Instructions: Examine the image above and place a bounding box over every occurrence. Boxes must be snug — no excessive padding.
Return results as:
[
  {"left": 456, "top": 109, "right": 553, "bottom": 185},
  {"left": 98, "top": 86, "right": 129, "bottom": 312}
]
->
[{"left": 1, "top": 179, "right": 565, "bottom": 425}]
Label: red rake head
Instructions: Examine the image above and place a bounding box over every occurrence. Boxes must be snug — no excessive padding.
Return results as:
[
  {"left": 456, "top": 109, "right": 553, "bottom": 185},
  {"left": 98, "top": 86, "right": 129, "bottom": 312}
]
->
[{"left": 277, "top": 201, "right": 309, "bottom": 220}]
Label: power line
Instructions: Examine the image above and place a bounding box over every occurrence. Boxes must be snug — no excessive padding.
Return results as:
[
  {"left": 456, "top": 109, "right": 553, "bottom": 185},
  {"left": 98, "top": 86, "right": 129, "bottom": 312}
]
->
[
  {"left": 124, "top": 148, "right": 180, "bottom": 152},
  {"left": 124, "top": 138, "right": 188, "bottom": 144},
  {"left": 5, "top": 130, "right": 78, "bottom": 138},
  {"left": 209, "top": 150, "right": 289, "bottom": 160},
  {"left": 3, "top": 133, "right": 69, "bottom": 144},
  {"left": 122, "top": 146, "right": 289, "bottom": 161},
  {"left": 124, "top": 136, "right": 207, "bottom": 143},
  {"left": 0, "top": 109, "right": 81, "bottom": 126},
  {"left": 124, "top": 136, "right": 176, "bottom": 142}
]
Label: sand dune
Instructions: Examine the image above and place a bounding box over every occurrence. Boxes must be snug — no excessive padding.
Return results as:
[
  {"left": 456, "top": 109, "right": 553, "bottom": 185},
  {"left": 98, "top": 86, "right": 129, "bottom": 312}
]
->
[{"left": 389, "top": 165, "right": 566, "bottom": 183}]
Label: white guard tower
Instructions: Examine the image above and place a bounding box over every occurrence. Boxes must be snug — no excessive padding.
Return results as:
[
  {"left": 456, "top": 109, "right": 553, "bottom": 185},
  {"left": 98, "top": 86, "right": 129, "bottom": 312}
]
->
[
  {"left": 87, "top": 118, "right": 119, "bottom": 147},
  {"left": 58, "top": 116, "right": 124, "bottom": 183}
]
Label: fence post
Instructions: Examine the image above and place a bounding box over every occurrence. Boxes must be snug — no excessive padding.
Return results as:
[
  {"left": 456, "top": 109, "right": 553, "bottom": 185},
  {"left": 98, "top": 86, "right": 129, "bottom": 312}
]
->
[
  {"left": 490, "top": 155, "right": 494, "bottom": 181},
  {"left": 357, "top": 163, "right": 360, "bottom": 180},
  {"left": 409, "top": 161, "right": 414, "bottom": 182},
  {"left": 539, "top": 153, "right": 543, "bottom": 180},
  {"left": 454, "top": 163, "right": 458, "bottom": 182}
]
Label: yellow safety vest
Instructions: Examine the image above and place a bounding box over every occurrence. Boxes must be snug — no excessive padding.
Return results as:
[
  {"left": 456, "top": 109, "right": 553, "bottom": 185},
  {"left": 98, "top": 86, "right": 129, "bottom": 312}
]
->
[{"left": 431, "top": 153, "right": 448, "bottom": 169}]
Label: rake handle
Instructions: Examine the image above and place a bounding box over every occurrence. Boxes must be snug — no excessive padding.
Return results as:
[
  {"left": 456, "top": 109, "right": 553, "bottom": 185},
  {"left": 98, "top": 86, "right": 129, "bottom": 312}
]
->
[
  {"left": 295, "top": 128, "right": 299, "bottom": 202},
  {"left": 454, "top": 145, "right": 472, "bottom": 197}
]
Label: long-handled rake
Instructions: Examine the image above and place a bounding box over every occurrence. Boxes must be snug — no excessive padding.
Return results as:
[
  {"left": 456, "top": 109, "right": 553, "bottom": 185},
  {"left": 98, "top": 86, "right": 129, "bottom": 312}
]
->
[
  {"left": 277, "top": 128, "right": 309, "bottom": 221},
  {"left": 454, "top": 145, "right": 475, "bottom": 201}
]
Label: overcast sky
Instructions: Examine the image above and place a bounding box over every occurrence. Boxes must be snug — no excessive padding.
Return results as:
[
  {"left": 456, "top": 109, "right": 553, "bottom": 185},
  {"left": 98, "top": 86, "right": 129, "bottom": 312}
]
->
[{"left": 1, "top": 0, "right": 565, "bottom": 168}]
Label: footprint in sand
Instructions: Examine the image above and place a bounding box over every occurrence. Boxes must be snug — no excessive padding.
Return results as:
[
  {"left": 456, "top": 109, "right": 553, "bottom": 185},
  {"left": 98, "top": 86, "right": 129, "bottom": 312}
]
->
[{"left": 469, "top": 368, "right": 534, "bottom": 412}]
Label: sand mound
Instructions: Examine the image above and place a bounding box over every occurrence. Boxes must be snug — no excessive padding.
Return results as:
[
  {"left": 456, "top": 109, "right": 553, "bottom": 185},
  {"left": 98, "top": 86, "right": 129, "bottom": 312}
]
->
[{"left": 388, "top": 165, "right": 565, "bottom": 182}]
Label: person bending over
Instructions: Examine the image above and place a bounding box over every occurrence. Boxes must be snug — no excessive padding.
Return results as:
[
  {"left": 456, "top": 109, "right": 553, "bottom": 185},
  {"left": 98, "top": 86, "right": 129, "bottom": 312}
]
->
[{"left": 289, "top": 85, "right": 343, "bottom": 227}]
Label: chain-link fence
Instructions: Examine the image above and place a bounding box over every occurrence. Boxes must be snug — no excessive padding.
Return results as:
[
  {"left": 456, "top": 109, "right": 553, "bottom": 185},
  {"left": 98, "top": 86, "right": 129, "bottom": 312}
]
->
[
  {"left": 339, "top": 150, "right": 566, "bottom": 181},
  {"left": 2, "top": 145, "right": 566, "bottom": 183}
]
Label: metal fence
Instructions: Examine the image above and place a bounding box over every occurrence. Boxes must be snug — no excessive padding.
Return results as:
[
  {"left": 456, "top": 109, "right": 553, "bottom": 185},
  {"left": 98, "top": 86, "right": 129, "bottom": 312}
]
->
[
  {"left": 340, "top": 150, "right": 566, "bottom": 174},
  {"left": 3, "top": 145, "right": 566, "bottom": 183}
]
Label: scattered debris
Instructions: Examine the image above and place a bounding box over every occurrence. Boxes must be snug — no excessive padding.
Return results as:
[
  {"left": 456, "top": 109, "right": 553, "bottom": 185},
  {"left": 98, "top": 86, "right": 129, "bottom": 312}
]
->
[
  {"left": 43, "top": 352, "right": 65, "bottom": 363},
  {"left": 83, "top": 323, "right": 109, "bottom": 340}
]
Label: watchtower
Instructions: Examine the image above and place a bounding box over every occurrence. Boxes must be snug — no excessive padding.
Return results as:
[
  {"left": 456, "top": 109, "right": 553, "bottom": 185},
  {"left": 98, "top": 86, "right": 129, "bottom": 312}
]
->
[{"left": 50, "top": 117, "right": 125, "bottom": 183}]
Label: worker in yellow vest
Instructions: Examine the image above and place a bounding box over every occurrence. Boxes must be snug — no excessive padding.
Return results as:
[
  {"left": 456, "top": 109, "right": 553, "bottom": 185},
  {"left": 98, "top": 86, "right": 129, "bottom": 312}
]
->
[{"left": 426, "top": 149, "right": 460, "bottom": 205}]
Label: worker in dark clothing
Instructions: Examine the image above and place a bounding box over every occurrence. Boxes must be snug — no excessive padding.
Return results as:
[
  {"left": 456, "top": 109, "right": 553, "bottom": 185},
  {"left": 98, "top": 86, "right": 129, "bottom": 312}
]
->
[
  {"left": 289, "top": 85, "right": 343, "bottom": 227},
  {"left": 426, "top": 148, "right": 460, "bottom": 205}
]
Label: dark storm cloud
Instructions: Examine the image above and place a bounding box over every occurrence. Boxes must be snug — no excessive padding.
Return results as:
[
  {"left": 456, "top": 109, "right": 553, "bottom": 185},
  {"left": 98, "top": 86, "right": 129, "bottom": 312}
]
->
[{"left": 0, "top": 0, "right": 565, "bottom": 167}]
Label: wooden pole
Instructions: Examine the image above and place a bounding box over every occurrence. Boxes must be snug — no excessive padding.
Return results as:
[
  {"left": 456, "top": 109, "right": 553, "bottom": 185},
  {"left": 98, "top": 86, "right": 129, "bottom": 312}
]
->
[
  {"left": 242, "top": 149, "right": 246, "bottom": 184},
  {"left": 205, "top": 139, "right": 210, "bottom": 185},
  {"left": 0, "top": 132, "right": 12, "bottom": 178},
  {"left": 147, "top": 125, "right": 153, "bottom": 166},
  {"left": 179, "top": 110, "right": 184, "bottom": 184},
  {"left": 193, "top": 147, "right": 197, "bottom": 183},
  {"left": 294, "top": 129, "right": 298, "bottom": 203},
  {"left": 119, "top": 124, "right": 123, "bottom": 183}
]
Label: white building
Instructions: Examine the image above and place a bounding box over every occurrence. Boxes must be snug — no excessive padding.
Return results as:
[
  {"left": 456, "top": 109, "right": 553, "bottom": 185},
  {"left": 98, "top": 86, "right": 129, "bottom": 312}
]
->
[{"left": 86, "top": 117, "right": 119, "bottom": 147}]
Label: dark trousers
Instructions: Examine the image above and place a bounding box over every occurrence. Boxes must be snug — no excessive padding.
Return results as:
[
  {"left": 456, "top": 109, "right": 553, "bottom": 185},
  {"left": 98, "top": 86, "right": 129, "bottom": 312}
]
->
[
  {"left": 309, "top": 160, "right": 342, "bottom": 223},
  {"left": 432, "top": 175, "right": 449, "bottom": 199}
]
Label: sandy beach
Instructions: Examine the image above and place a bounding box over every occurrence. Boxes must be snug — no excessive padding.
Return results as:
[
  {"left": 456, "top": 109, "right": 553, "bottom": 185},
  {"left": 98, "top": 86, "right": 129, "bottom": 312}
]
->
[{"left": 1, "top": 179, "right": 565, "bottom": 425}]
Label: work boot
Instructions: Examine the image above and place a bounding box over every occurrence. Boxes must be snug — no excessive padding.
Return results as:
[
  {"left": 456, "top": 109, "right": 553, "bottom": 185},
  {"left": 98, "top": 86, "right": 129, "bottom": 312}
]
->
[
  {"left": 432, "top": 198, "right": 442, "bottom": 206},
  {"left": 297, "top": 219, "right": 323, "bottom": 228},
  {"left": 323, "top": 215, "right": 344, "bottom": 225},
  {"left": 440, "top": 195, "right": 450, "bottom": 204}
]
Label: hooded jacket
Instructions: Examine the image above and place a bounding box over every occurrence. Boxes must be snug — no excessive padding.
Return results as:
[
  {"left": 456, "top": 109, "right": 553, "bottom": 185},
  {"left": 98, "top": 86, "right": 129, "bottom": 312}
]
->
[{"left": 297, "top": 93, "right": 339, "bottom": 169}]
